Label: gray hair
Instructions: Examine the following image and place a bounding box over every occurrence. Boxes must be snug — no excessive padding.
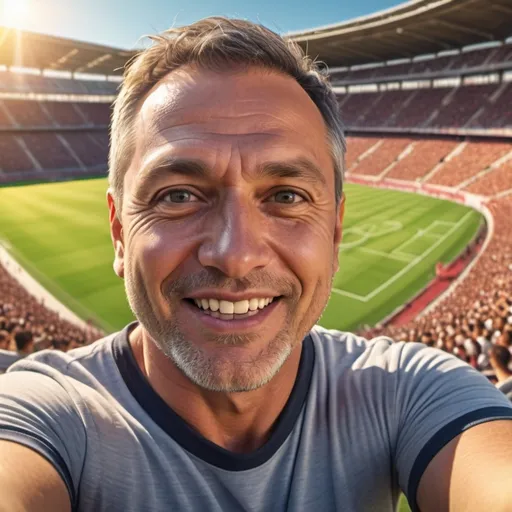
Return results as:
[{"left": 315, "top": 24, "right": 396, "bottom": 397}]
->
[{"left": 109, "top": 17, "right": 345, "bottom": 204}]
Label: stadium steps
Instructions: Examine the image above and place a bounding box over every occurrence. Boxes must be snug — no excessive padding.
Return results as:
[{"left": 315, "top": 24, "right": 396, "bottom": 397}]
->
[
  {"left": 72, "top": 103, "right": 90, "bottom": 124},
  {"left": 457, "top": 149, "right": 512, "bottom": 190},
  {"left": 421, "top": 141, "right": 467, "bottom": 183},
  {"left": 385, "top": 90, "right": 417, "bottom": 126},
  {"left": 378, "top": 141, "right": 416, "bottom": 179},
  {"left": 424, "top": 87, "right": 458, "bottom": 127},
  {"left": 467, "top": 82, "right": 509, "bottom": 128},
  {"left": 0, "top": 101, "right": 17, "bottom": 127},
  {"left": 353, "top": 93, "right": 386, "bottom": 126},
  {"left": 16, "top": 136, "right": 43, "bottom": 171},
  {"left": 57, "top": 135, "right": 86, "bottom": 170},
  {"left": 39, "top": 102, "right": 59, "bottom": 127},
  {"left": 494, "top": 188, "right": 512, "bottom": 200},
  {"left": 348, "top": 139, "right": 383, "bottom": 171}
]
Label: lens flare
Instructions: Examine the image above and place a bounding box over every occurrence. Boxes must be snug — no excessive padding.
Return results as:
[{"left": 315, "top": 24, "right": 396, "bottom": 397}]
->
[{"left": 1, "top": 0, "right": 29, "bottom": 29}]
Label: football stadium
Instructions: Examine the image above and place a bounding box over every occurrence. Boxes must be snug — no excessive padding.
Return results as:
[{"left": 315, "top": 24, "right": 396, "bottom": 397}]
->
[{"left": 0, "top": 0, "right": 511, "bottom": 510}]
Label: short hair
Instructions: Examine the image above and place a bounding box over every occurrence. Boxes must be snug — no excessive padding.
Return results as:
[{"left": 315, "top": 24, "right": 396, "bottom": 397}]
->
[
  {"left": 491, "top": 345, "right": 511, "bottom": 369},
  {"left": 0, "top": 330, "right": 10, "bottom": 346},
  {"left": 109, "top": 17, "right": 345, "bottom": 206},
  {"left": 14, "top": 330, "right": 33, "bottom": 352}
]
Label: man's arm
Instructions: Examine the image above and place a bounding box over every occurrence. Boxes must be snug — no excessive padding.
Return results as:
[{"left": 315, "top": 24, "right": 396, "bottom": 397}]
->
[
  {"left": 0, "top": 441, "right": 71, "bottom": 512},
  {"left": 417, "top": 420, "right": 512, "bottom": 512}
]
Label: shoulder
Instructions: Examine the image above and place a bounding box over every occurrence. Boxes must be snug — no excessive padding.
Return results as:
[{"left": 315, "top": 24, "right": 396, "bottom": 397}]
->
[
  {"left": 7, "top": 331, "right": 118, "bottom": 380},
  {"left": 310, "top": 324, "right": 451, "bottom": 372}
]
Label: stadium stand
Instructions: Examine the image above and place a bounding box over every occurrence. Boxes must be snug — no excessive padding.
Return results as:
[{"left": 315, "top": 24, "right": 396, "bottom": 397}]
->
[
  {"left": 385, "top": 139, "right": 459, "bottom": 181},
  {"left": 0, "top": 1, "right": 510, "bottom": 381},
  {"left": 0, "top": 259, "right": 102, "bottom": 359},
  {"left": 349, "top": 138, "right": 412, "bottom": 175}
]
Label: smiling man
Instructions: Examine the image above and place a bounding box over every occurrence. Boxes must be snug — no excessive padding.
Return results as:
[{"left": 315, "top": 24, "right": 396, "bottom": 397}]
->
[{"left": 1, "top": 17, "right": 512, "bottom": 512}]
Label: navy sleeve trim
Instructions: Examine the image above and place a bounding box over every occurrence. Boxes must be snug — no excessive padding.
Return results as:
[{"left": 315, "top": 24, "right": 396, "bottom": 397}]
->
[
  {"left": 407, "top": 406, "right": 512, "bottom": 512},
  {"left": 0, "top": 425, "right": 77, "bottom": 510}
]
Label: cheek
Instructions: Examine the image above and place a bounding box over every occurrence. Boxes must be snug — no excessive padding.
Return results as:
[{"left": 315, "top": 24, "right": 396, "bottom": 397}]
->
[
  {"left": 271, "top": 219, "right": 335, "bottom": 296},
  {"left": 126, "top": 220, "right": 195, "bottom": 298}
]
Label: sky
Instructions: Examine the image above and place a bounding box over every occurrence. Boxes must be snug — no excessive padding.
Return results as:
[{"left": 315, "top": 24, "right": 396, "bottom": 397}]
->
[{"left": 0, "top": 0, "right": 403, "bottom": 49}]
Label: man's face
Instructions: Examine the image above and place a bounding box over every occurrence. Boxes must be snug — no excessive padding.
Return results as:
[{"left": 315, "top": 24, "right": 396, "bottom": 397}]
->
[{"left": 108, "top": 66, "right": 344, "bottom": 392}]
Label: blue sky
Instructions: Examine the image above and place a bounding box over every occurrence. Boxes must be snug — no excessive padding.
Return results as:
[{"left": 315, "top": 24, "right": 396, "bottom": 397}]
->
[{"left": 1, "top": 0, "right": 402, "bottom": 49}]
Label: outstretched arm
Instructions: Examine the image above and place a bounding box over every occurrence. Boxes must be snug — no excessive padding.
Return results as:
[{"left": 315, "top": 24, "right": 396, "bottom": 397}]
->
[
  {"left": 0, "top": 441, "right": 71, "bottom": 512},
  {"left": 417, "top": 419, "right": 512, "bottom": 512}
]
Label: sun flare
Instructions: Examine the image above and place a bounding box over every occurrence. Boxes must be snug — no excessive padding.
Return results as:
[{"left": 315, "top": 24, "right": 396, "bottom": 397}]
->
[{"left": 1, "top": 0, "right": 29, "bottom": 29}]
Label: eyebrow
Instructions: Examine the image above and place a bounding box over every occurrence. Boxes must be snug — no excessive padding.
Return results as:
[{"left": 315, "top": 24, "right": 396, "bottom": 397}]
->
[
  {"left": 255, "top": 158, "right": 327, "bottom": 187},
  {"left": 134, "top": 156, "right": 327, "bottom": 199}
]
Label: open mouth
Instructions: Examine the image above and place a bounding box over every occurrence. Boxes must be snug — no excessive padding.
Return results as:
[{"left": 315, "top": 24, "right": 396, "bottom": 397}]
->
[{"left": 185, "top": 296, "right": 281, "bottom": 320}]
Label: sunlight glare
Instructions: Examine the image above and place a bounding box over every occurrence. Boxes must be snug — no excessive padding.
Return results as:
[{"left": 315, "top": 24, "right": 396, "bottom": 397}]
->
[{"left": 1, "top": 0, "right": 29, "bottom": 29}]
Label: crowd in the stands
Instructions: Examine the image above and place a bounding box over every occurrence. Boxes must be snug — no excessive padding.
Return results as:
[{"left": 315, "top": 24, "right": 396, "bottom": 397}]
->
[
  {"left": 364, "top": 195, "right": 512, "bottom": 394},
  {"left": 0, "top": 261, "right": 103, "bottom": 372}
]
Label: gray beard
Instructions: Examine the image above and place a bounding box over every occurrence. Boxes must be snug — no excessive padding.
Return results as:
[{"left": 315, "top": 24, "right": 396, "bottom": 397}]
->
[
  {"left": 124, "top": 269, "right": 297, "bottom": 392},
  {"left": 123, "top": 261, "right": 333, "bottom": 393}
]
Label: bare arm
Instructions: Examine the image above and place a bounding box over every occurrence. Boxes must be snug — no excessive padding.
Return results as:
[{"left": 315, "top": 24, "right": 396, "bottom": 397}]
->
[
  {"left": 0, "top": 441, "right": 71, "bottom": 512},
  {"left": 417, "top": 420, "right": 512, "bottom": 512}
]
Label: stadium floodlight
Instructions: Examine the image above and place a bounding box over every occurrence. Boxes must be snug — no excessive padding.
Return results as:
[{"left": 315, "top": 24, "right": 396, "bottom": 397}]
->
[{"left": 1, "top": 0, "right": 28, "bottom": 29}]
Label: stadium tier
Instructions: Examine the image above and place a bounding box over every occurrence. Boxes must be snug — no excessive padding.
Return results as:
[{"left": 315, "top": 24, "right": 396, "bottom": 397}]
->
[
  {"left": 339, "top": 82, "right": 512, "bottom": 131},
  {"left": 0, "top": 99, "right": 110, "bottom": 128},
  {"left": 0, "top": 11, "right": 510, "bottom": 396},
  {"left": 0, "top": 70, "right": 119, "bottom": 96},
  {"left": 330, "top": 41, "right": 512, "bottom": 84}
]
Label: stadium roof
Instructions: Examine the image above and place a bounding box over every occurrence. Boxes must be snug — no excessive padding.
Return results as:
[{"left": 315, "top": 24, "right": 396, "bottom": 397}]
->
[
  {"left": 287, "top": 0, "right": 512, "bottom": 68},
  {"left": 0, "top": 27, "right": 136, "bottom": 75}
]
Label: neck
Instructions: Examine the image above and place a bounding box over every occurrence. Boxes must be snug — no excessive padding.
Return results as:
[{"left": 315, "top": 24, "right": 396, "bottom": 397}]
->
[{"left": 129, "top": 325, "right": 303, "bottom": 453}]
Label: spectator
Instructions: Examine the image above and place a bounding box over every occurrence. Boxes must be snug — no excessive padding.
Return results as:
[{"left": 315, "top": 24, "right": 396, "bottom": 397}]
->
[
  {"left": 14, "top": 330, "right": 34, "bottom": 356},
  {"left": 489, "top": 345, "right": 512, "bottom": 401},
  {"left": 0, "top": 330, "right": 21, "bottom": 374}
]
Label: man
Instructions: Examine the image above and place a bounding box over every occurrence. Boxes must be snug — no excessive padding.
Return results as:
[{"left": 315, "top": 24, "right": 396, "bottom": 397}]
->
[
  {"left": 489, "top": 345, "right": 512, "bottom": 400},
  {"left": 13, "top": 330, "right": 35, "bottom": 356},
  {"left": 0, "top": 330, "right": 21, "bottom": 374},
  {"left": 1, "top": 18, "right": 512, "bottom": 512}
]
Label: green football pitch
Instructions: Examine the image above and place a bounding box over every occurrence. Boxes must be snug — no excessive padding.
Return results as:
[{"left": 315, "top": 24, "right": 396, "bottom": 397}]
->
[
  {"left": 0, "top": 178, "right": 482, "bottom": 335},
  {"left": 0, "top": 178, "right": 482, "bottom": 511}
]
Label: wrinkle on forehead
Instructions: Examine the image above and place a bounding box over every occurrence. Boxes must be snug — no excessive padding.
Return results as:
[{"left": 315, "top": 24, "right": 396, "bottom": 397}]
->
[{"left": 136, "top": 66, "right": 328, "bottom": 149}]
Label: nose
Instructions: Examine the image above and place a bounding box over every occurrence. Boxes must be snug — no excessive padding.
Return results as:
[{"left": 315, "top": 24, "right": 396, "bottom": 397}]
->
[{"left": 197, "top": 192, "right": 272, "bottom": 278}]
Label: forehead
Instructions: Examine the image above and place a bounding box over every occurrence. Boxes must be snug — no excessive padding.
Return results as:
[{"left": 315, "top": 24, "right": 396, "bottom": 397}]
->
[{"left": 132, "top": 65, "right": 331, "bottom": 171}]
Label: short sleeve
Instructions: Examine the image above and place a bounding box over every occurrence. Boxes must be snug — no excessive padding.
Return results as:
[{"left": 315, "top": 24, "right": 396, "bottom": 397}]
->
[
  {"left": 0, "top": 369, "right": 87, "bottom": 507},
  {"left": 391, "top": 342, "right": 512, "bottom": 511}
]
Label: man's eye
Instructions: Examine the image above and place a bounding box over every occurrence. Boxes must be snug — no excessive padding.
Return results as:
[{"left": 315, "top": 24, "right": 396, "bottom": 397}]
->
[
  {"left": 160, "top": 190, "right": 197, "bottom": 203},
  {"left": 270, "top": 190, "right": 305, "bottom": 204}
]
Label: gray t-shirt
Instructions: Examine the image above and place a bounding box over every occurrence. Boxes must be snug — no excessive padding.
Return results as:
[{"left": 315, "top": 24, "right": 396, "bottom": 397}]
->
[
  {"left": 0, "top": 349, "right": 22, "bottom": 373},
  {"left": 1, "top": 323, "right": 511, "bottom": 512}
]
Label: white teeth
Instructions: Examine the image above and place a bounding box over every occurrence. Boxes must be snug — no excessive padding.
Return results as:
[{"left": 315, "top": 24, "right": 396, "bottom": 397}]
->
[
  {"left": 234, "top": 300, "right": 249, "bottom": 314},
  {"left": 219, "top": 300, "right": 234, "bottom": 314},
  {"left": 193, "top": 297, "right": 276, "bottom": 314}
]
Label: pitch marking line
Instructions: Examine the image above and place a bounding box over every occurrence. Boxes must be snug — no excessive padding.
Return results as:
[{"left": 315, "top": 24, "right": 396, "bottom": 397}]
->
[
  {"left": 358, "top": 247, "right": 415, "bottom": 262},
  {"left": 332, "top": 211, "right": 473, "bottom": 303},
  {"left": 391, "top": 220, "right": 452, "bottom": 258}
]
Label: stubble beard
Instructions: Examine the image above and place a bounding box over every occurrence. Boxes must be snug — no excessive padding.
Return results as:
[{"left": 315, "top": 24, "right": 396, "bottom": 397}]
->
[
  {"left": 124, "top": 265, "right": 332, "bottom": 393},
  {"left": 124, "top": 272, "right": 302, "bottom": 393}
]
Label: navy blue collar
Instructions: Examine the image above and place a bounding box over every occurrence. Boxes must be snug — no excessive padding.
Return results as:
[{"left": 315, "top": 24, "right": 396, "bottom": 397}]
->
[{"left": 112, "top": 323, "right": 315, "bottom": 471}]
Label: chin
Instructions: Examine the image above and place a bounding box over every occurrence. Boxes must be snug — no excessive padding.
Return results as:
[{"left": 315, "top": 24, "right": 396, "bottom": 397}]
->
[{"left": 164, "top": 332, "right": 294, "bottom": 392}]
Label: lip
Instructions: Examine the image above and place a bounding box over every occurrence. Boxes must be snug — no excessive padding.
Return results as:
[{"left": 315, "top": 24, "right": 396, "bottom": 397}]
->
[
  {"left": 181, "top": 297, "right": 281, "bottom": 333},
  {"left": 185, "top": 290, "right": 281, "bottom": 301}
]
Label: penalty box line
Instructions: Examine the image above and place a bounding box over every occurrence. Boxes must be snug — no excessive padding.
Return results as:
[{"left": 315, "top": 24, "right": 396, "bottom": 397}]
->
[{"left": 331, "top": 211, "right": 474, "bottom": 303}]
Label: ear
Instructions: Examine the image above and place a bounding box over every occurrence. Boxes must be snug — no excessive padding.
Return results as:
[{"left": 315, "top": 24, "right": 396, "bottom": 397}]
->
[
  {"left": 332, "top": 193, "right": 345, "bottom": 274},
  {"left": 107, "top": 189, "right": 125, "bottom": 279}
]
